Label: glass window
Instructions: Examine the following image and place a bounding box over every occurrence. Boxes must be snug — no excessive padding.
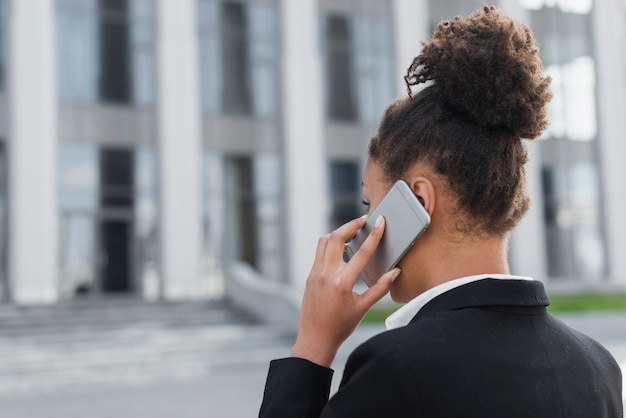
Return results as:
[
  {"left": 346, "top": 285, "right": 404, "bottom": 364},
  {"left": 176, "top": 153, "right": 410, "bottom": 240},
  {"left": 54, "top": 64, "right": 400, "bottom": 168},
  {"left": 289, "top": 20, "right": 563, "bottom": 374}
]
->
[
  {"left": 99, "top": 0, "right": 133, "bottom": 102},
  {"left": 60, "top": 214, "right": 97, "bottom": 296},
  {"left": 59, "top": 142, "right": 99, "bottom": 212},
  {"left": 58, "top": 142, "right": 99, "bottom": 296},
  {"left": 0, "top": 143, "right": 7, "bottom": 300},
  {"left": 544, "top": 57, "right": 596, "bottom": 141},
  {"left": 220, "top": 2, "right": 252, "bottom": 114},
  {"left": 223, "top": 153, "right": 284, "bottom": 281},
  {"left": 224, "top": 156, "right": 258, "bottom": 267},
  {"left": 0, "top": 0, "right": 6, "bottom": 93},
  {"left": 542, "top": 163, "right": 606, "bottom": 280},
  {"left": 329, "top": 161, "right": 361, "bottom": 229},
  {"left": 58, "top": 143, "right": 159, "bottom": 297},
  {"left": 99, "top": 148, "right": 134, "bottom": 208},
  {"left": 322, "top": 13, "right": 394, "bottom": 123},
  {"left": 134, "top": 145, "right": 159, "bottom": 299},
  {"left": 57, "top": 0, "right": 155, "bottom": 105},
  {"left": 324, "top": 15, "right": 358, "bottom": 121},
  {"left": 202, "top": 151, "right": 225, "bottom": 295},
  {"left": 57, "top": 0, "right": 99, "bottom": 102},
  {"left": 198, "top": 0, "right": 279, "bottom": 116},
  {"left": 529, "top": 6, "right": 596, "bottom": 142},
  {"left": 130, "top": 0, "right": 155, "bottom": 105},
  {"left": 254, "top": 154, "right": 283, "bottom": 281}
]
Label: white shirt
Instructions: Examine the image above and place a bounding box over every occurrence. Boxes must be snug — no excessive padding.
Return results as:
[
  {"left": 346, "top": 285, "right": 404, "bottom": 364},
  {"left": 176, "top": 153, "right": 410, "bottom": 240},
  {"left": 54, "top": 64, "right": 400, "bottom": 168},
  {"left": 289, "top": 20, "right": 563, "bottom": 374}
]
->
[{"left": 385, "top": 274, "right": 534, "bottom": 330}]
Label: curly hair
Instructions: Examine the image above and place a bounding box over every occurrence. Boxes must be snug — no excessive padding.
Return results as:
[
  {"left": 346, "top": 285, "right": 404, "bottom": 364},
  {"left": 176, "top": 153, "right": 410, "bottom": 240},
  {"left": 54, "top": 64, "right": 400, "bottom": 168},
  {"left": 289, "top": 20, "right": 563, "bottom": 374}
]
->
[{"left": 369, "top": 6, "right": 552, "bottom": 236}]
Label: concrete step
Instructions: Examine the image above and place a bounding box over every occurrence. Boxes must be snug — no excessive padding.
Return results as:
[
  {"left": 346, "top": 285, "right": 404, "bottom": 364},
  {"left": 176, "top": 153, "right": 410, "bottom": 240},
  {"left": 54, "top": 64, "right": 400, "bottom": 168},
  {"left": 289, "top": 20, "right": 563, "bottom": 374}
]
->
[{"left": 0, "top": 299, "right": 295, "bottom": 397}]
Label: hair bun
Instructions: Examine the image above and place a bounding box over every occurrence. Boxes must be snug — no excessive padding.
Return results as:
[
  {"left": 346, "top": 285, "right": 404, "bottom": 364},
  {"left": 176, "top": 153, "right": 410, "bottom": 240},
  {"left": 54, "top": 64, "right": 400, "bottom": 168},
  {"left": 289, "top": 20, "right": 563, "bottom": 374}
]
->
[{"left": 405, "top": 5, "right": 552, "bottom": 139}]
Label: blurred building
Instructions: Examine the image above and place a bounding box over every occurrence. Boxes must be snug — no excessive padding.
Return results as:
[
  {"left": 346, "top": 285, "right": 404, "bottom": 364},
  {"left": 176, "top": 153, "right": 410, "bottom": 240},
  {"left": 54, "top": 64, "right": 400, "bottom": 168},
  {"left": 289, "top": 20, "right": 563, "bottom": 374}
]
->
[{"left": 0, "top": 0, "right": 624, "bottom": 305}]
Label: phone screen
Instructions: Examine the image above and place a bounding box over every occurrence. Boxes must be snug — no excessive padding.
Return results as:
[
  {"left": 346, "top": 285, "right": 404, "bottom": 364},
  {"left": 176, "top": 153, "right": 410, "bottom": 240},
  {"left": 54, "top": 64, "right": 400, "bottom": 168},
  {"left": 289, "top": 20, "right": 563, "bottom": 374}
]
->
[{"left": 346, "top": 180, "right": 430, "bottom": 287}]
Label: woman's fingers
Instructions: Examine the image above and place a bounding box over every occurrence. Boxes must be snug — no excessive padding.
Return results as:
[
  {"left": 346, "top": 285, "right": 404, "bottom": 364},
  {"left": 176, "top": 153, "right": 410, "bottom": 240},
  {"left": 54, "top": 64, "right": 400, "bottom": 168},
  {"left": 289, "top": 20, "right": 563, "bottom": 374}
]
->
[
  {"left": 322, "top": 215, "right": 368, "bottom": 262},
  {"left": 344, "top": 215, "right": 386, "bottom": 281},
  {"left": 357, "top": 267, "right": 400, "bottom": 311}
]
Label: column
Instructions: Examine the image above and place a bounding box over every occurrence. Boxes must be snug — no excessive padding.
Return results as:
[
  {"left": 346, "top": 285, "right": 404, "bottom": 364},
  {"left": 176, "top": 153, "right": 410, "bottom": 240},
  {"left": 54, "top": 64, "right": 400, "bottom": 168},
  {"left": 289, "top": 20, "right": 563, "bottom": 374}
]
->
[
  {"left": 593, "top": 0, "right": 626, "bottom": 284},
  {"left": 393, "top": 0, "right": 429, "bottom": 96},
  {"left": 157, "top": 0, "right": 203, "bottom": 299},
  {"left": 281, "top": 0, "right": 328, "bottom": 287},
  {"left": 8, "top": 0, "right": 58, "bottom": 303},
  {"left": 510, "top": 142, "right": 548, "bottom": 280}
]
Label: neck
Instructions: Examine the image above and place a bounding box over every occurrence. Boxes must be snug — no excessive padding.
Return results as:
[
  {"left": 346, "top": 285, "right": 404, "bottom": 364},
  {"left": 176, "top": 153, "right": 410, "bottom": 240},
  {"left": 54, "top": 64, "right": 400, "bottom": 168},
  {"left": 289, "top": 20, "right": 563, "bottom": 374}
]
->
[{"left": 393, "top": 233, "right": 510, "bottom": 303}]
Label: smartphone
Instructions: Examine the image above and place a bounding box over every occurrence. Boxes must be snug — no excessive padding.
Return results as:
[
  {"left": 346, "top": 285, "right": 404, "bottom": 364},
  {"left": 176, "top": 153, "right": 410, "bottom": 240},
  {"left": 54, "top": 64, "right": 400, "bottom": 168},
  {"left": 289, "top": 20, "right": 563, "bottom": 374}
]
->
[{"left": 346, "top": 180, "right": 430, "bottom": 287}]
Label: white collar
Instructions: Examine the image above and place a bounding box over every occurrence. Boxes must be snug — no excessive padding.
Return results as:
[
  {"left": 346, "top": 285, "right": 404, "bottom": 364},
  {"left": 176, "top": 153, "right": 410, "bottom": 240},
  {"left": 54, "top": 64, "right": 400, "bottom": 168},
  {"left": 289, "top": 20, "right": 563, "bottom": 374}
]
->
[{"left": 384, "top": 274, "right": 534, "bottom": 330}]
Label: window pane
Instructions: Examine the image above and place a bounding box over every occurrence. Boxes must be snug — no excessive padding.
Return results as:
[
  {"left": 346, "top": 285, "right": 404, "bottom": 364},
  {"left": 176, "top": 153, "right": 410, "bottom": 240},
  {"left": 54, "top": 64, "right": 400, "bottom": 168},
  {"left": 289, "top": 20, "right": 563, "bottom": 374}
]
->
[
  {"left": 57, "top": 0, "right": 155, "bottom": 105},
  {"left": 198, "top": 0, "right": 279, "bottom": 116},
  {"left": 0, "top": 143, "right": 7, "bottom": 300},
  {"left": 324, "top": 15, "right": 358, "bottom": 121},
  {"left": 57, "top": 0, "right": 99, "bottom": 102},
  {"left": 323, "top": 13, "right": 394, "bottom": 123},
  {"left": 221, "top": 2, "right": 253, "bottom": 114},
  {"left": 59, "top": 214, "right": 97, "bottom": 296},
  {"left": 329, "top": 161, "right": 360, "bottom": 229},
  {"left": 99, "top": 148, "right": 134, "bottom": 208},
  {"left": 254, "top": 154, "right": 283, "bottom": 281},
  {"left": 134, "top": 146, "right": 160, "bottom": 299},
  {"left": 59, "top": 142, "right": 99, "bottom": 212},
  {"left": 202, "top": 151, "right": 225, "bottom": 295},
  {"left": 543, "top": 163, "right": 606, "bottom": 280},
  {"left": 0, "top": 0, "right": 6, "bottom": 92},
  {"left": 98, "top": 0, "right": 132, "bottom": 102}
]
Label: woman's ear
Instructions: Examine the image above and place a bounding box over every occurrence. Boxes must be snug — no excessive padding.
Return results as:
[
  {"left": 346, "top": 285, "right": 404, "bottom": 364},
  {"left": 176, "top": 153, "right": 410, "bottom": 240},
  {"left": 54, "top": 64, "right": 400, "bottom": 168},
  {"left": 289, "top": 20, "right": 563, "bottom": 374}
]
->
[{"left": 408, "top": 176, "right": 435, "bottom": 216}]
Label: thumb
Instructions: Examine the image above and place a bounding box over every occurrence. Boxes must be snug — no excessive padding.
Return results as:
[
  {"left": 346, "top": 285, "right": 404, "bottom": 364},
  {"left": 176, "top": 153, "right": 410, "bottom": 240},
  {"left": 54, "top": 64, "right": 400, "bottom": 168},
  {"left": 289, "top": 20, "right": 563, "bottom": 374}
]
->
[{"left": 359, "top": 268, "right": 400, "bottom": 310}]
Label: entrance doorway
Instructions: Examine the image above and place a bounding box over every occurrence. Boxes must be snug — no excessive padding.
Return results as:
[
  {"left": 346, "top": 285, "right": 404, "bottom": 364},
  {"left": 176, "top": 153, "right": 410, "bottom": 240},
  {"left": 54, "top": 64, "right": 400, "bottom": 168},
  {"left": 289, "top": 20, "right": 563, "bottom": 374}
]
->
[
  {"left": 97, "top": 147, "right": 135, "bottom": 294},
  {"left": 99, "top": 218, "right": 132, "bottom": 292}
]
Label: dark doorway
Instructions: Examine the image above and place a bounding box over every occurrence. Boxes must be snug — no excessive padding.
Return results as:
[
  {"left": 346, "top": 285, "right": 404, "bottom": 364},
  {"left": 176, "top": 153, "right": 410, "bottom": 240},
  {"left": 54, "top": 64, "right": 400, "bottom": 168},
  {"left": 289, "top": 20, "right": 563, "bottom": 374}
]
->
[
  {"left": 98, "top": 147, "right": 135, "bottom": 293},
  {"left": 100, "top": 219, "right": 131, "bottom": 292},
  {"left": 233, "top": 156, "right": 257, "bottom": 268}
]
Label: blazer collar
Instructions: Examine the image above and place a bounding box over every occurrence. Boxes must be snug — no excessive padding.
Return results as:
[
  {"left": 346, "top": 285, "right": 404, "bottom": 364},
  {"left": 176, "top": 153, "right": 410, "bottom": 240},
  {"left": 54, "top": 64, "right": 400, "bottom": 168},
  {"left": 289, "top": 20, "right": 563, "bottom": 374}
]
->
[{"left": 409, "top": 279, "right": 550, "bottom": 325}]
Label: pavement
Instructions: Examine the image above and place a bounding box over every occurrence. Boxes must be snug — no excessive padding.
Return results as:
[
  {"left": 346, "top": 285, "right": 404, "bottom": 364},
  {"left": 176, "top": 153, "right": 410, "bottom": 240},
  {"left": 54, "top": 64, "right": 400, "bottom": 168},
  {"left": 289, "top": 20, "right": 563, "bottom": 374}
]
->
[{"left": 0, "top": 303, "right": 624, "bottom": 418}]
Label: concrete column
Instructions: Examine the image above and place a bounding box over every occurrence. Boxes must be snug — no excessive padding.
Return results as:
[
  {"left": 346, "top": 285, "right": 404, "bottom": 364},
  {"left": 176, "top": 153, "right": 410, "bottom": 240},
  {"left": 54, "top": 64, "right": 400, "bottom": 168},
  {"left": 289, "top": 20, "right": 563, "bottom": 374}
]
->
[
  {"left": 498, "top": 0, "right": 548, "bottom": 280},
  {"left": 510, "top": 141, "right": 548, "bottom": 280},
  {"left": 8, "top": 0, "right": 59, "bottom": 303},
  {"left": 156, "top": 0, "right": 203, "bottom": 299},
  {"left": 593, "top": 0, "right": 626, "bottom": 284},
  {"left": 393, "top": 0, "right": 429, "bottom": 96},
  {"left": 280, "top": 0, "right": 328, "bottom": 287}
]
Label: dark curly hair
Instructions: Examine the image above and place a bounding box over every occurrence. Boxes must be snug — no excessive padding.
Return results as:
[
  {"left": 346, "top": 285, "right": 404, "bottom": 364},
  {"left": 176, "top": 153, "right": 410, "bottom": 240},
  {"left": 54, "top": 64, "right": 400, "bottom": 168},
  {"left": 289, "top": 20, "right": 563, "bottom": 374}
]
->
[{"left": 369, "top": 5, "right": 552, "bottom": 236}]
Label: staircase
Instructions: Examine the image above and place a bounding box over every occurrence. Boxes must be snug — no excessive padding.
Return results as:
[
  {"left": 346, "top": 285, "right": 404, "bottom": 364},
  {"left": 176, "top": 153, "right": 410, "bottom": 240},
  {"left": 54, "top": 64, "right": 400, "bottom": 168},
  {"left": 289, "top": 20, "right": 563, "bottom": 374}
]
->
[{"left": 0, "top": 298, "right": 295, "bottom": 397}]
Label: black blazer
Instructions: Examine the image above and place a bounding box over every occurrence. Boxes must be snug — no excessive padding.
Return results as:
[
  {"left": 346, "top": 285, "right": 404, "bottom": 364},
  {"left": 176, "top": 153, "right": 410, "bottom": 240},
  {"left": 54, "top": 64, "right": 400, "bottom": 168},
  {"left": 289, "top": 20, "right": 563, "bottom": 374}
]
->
[{"left": 260, "top": 279, "right": 623, "bottom": 417}]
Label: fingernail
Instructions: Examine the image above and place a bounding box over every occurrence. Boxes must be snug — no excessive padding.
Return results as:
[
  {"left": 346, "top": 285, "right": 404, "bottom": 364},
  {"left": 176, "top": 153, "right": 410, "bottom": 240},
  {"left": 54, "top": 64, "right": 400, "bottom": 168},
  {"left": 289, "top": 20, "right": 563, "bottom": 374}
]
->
[
  {"left": 391, "top": 268, "right": 401, "bottom": 282},
  {"left": 375, "top": 215, "right": 384, "bottom": 227},
  {"left": 360, "top": 214, "right": 369, "bottom": 220}
]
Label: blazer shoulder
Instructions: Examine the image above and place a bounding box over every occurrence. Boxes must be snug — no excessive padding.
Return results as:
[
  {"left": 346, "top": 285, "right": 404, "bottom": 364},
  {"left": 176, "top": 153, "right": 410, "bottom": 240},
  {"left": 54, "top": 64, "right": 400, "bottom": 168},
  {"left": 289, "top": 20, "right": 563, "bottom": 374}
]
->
[{"left": 351, "top": 320, "right": 442, "bottom": 360}]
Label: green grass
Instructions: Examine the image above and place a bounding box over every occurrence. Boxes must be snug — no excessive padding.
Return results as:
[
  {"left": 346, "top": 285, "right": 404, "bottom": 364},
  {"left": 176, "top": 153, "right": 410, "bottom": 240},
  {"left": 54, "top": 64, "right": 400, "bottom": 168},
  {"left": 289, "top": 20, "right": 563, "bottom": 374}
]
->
[
  {"left": 362, "top": 307, "right": 397, "bottom": 323},
  {"left": 547, "top": 293, "right": 626, "bottom": 313},
  {"left": 362, "top": 293, "right": 626, "bottom": 323}
]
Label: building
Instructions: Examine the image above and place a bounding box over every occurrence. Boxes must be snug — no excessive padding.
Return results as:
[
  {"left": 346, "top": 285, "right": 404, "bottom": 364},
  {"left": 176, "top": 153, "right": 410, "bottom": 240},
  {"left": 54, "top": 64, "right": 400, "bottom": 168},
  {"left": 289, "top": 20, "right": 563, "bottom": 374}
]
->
[{"left": 0, "top": 0, "right": 625, "bottom": 306}]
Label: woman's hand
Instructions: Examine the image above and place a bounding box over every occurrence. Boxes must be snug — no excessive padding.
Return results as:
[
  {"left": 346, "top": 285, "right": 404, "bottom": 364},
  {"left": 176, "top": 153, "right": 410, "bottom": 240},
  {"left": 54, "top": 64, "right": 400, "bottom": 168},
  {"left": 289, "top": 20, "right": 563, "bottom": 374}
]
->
[{"left": 291, "top": 215, "right": 400, "bottom": 367}]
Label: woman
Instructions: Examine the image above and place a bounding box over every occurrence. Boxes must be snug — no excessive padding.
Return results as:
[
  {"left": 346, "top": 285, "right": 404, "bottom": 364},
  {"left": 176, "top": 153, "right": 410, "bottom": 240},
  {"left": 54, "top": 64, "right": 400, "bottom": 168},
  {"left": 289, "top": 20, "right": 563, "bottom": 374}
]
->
[{"left": 260, "top": 6, "right": 623, "bottom": 417}]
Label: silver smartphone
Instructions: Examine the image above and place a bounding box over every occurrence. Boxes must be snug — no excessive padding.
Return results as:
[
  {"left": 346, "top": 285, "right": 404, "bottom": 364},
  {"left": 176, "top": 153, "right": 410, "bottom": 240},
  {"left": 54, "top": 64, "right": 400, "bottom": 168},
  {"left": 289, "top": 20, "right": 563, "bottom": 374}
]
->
[{"left": 346, "top": 180, "right": 431, "bottom": 287}]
